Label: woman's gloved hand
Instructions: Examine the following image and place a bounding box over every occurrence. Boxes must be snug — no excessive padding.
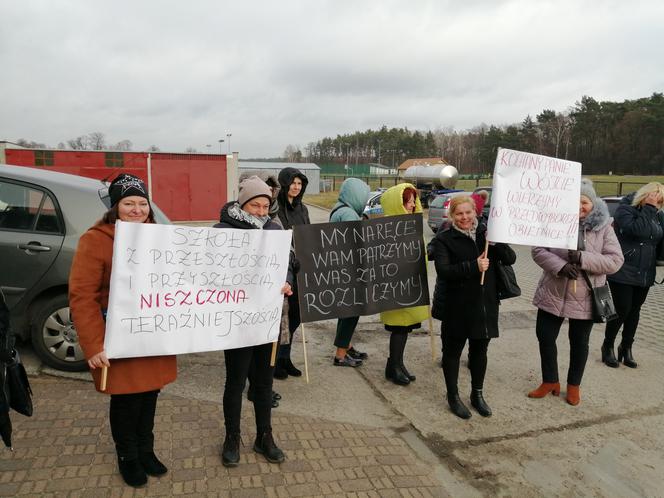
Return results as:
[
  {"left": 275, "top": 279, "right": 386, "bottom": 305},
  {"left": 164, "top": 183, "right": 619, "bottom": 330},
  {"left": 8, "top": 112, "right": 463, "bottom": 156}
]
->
[
  {"left": 558, "top": 263, "right": 579, "bottom": 279},
  {"left": 568, "top": 250, "right": 582, "bottom": 265}
]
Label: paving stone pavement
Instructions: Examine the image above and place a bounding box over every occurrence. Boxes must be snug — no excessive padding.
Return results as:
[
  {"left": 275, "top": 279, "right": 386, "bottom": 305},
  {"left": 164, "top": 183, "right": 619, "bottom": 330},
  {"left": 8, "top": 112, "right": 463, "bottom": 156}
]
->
[
  {"left": 4, "top": 208, "right": 664, "bottom": 497},
  {"left": 0, "top": 377, "right": 447, "bottom": 497}
]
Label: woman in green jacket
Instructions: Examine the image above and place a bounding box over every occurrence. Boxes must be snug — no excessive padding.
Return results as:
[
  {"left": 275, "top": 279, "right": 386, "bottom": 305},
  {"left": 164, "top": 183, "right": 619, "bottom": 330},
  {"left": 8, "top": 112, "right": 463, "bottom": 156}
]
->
[{"left": 380, "top": 183, "right": 430, "bottom": 385}]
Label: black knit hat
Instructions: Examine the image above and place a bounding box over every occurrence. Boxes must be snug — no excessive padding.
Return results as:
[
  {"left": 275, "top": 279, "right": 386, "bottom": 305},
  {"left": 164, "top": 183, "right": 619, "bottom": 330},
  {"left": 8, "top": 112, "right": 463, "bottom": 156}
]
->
[{"left": 109, "top": 174, "right": 150, "bottom": 207}]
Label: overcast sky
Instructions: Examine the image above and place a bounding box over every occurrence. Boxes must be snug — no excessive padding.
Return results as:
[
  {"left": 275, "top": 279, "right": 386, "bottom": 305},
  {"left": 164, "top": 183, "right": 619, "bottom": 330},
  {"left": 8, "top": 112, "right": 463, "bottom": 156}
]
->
[{"left": 1, "top": 0, "right": 662, "bottom": 158}]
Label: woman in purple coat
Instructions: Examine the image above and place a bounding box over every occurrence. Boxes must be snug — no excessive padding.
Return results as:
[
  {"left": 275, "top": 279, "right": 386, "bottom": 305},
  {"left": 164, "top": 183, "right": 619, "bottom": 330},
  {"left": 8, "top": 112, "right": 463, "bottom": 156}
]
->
[{"left": 528, "top": 179, "right": 623, "bottom": 406}]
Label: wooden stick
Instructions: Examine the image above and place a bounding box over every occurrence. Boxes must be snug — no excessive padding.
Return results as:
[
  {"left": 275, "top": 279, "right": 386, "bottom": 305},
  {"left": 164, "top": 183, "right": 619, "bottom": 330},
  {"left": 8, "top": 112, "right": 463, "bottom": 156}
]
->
[
  {"left": 270, "top": 341, "right": 278, "bottom": 367},
  {"left": 100, "top": 366, "right": 108, "bottom": 391},
  {"left": 301, "top": 324, "right": 309, "bottom": 384},
  {"left": 428, "top": 314, "right": 436, "bottom": 363},
  {"left": 480, "top": 239, "right": 490, "bottom": 285}
]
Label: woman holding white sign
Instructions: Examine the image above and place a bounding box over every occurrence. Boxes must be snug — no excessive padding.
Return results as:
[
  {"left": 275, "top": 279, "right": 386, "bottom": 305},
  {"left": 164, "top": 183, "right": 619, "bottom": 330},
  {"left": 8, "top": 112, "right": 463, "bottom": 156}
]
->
[
  {"left": 430, "top": 195, "right": 516, "bottom": 419},
  {"left": 214, "top": 176, "right": 293, "bottom": 467},
  {"left": 529, "top": 179, "right": 623, "bottom": 406},
  {"left": 379, "top": 184, "right": 430, "bottom": 386},
  {"left": 69, "top": 174, "right": 177, "bottom": 488}
]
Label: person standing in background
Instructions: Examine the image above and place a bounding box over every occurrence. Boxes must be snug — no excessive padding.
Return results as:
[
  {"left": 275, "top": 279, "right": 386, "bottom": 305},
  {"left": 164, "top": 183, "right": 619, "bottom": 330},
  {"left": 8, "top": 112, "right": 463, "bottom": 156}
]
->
[
  {"left": 329, "top": 178, "right": 371, "bottom": 366},
  {"left": 603, "top": 182, "right": 664, "bottom": 368},
  {"left": 379, "top": 184, "right": 431, "bottom": 386},
  {"left": 275, "top": 167, "right": 310, "bottom": 379}
]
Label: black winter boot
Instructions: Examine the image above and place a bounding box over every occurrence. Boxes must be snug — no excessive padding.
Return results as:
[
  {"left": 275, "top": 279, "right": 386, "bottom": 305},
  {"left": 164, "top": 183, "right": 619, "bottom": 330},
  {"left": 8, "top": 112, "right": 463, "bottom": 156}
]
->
[
  {"left": 447, "top": 393, "right": 471, "bottom": 419},
  {"left": 283, "top": 358, "right": 302, "bottom": 377},
  {"left": 400, "top": 361, "right": 416, "bottom": 381},
  {"left": 253, "top": 429, "right": 285, "bottom": 463},
  {"left": 221, "top": 432, "right": 241, "bottom": 467},
  {"left": 470, "top": 389, "right": 492, "bottom": 417},
  {"left": 601, "top": 341, "right": 619, "bottom": 368},
  {"left": 618, "top": 343, "right": 637, "bottom": 368},
  {"left": 273, "top": 358, "right": 288, "bottom": 379},
  {"left": 139, "top": 451, "right": 168, "bottom": 476},
  {"left": 118, "top": 457, "right": 147, "bottom": 487},
  {"left": 385, "top": 358, "right": 410, "bottom": 385}
]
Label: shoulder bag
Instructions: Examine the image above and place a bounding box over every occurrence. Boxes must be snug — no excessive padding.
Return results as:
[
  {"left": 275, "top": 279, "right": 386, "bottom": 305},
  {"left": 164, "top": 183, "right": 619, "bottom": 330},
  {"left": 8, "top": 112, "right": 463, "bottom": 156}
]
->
[
  {"left": 581, "top": 270, "right": 618, "bottom": 323},
  {"left": 495, "top": 261, "right": 521, "bottom": 300},
  {"left": 5, "top": 350, "right": 33, "bottom": 417}
]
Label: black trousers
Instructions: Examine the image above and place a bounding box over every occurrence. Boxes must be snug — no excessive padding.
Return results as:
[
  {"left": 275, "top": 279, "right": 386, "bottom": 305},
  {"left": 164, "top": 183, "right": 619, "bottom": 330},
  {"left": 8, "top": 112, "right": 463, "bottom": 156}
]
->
[
  {"left": 604, "top": 281, "right": 650, "bottom": 347},
  {"left": 224, "top": 342, "right": 274, "bottom": 434},
  {"left": 109, "top": 390, "right": 159, "bottom": 460},
  {"left": 535, "top": 309, "right": 593, "bottom": 386},
  {"left": 334, "top": 316, "right": 360, "bottom": 349},
  {"left": 441, "top": 329, "right": 490, "bottom": 394}
]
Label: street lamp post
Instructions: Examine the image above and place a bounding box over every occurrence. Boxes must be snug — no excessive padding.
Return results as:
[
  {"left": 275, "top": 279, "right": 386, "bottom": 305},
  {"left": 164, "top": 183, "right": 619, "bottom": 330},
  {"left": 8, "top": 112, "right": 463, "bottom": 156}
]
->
[
  {"left": 226, "top": 133, "right": 232, "bottom": 154},
  {"left": 218, "top": 139, "right": 225, "bottom": 154}
]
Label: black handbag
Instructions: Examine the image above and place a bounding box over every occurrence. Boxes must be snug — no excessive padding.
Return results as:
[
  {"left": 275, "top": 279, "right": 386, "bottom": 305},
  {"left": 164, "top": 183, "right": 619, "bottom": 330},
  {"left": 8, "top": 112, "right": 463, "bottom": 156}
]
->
[
  {"left": 581, "top": 270, "right": 618, "bottom": 323},
  {"left": 495, "top": 261, "right": 521, "bottom": 300},
  {"left": 6, "top": 351, "right": 33, "bottom": 417}
]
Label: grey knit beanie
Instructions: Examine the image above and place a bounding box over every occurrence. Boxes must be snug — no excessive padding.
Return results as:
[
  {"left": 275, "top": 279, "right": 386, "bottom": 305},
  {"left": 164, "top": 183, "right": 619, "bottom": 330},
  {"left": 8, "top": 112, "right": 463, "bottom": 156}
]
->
[
  {"left": 579, "top": 178, "right": 599, "bottom": 204},
  {"left": 238, "top": 176, "right": 272, "bottom": 207}
]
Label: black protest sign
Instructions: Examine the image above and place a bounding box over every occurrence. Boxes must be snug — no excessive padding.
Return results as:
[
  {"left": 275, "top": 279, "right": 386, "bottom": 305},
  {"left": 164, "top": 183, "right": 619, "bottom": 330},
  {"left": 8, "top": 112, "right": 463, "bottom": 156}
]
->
[{"left": 293, "top": 214, "right": 429, "bottom": 322}]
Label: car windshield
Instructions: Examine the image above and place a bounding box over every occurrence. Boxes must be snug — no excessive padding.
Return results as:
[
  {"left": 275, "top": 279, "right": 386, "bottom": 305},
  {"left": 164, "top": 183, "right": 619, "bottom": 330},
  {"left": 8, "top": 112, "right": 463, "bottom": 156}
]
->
[{"left": 430, "top": 196, "right": 446, "bottom": 208}]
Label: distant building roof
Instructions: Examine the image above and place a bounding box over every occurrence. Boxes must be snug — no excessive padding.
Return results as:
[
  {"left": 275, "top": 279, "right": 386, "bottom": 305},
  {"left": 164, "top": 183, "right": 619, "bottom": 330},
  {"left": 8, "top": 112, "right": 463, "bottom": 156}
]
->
[
  {"left": 397, "top": 157, "right": 449, "bottom": 171},
  {"left": 239, "top": 161, "right": 320, "bottom": 171}
]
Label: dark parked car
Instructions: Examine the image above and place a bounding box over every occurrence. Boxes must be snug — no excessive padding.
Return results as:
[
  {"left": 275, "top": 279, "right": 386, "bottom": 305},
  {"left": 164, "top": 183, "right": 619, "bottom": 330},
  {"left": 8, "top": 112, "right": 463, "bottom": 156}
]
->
[
  {"left": 602, "top": 196, "right": 622, "bottom": 217},
  {"left": 0, "top": 164, "right": 169, "bottom": 371}
]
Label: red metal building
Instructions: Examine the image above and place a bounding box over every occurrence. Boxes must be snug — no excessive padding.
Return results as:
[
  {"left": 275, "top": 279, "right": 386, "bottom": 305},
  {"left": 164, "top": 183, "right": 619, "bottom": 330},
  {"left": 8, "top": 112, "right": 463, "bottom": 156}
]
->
[{"left": 1, "top": 146, "right": 231, "bottom": 221}]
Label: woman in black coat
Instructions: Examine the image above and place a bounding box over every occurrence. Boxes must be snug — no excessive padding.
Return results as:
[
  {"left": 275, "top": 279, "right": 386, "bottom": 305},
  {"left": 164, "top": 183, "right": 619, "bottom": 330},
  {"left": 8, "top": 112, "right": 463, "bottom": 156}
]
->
[
  {"left": 214, "top": 176, "right": 293, "bottom": 467},
  {"left": 429, "top": 195, "right": 516, "bottom": 419},
  {"left": 274, "top": 167, "right": 311, "bottom": 379},
  {"left": 603, "top": 183, "right": 664, "bottom": 368}
]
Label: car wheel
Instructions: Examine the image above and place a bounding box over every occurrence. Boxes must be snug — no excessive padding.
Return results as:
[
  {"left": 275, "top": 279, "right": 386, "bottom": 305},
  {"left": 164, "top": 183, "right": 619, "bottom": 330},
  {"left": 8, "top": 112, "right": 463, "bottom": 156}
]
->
[{"left": 31, "top": 294, "right": 87, "bottom": 371}]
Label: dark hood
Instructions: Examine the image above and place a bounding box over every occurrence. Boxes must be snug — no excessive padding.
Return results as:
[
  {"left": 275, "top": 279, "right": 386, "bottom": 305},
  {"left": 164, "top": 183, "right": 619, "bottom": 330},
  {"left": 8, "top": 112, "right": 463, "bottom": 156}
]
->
[
  {"left": 620, "top": 192, "right": 636, "bottom": 205},
  {"left": 277, "top": 167, "right": 308, "bottom": 207}
]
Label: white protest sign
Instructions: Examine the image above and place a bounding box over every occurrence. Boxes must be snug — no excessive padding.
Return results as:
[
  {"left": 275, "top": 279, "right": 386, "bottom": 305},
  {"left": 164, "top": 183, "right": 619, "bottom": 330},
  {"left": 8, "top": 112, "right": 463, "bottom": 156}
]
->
[
  {"left": 487, "top": 149, "right": 581, "bottom": 249},
  {"left": 104, "top": 221, "right": 292, "bottom": 358}
]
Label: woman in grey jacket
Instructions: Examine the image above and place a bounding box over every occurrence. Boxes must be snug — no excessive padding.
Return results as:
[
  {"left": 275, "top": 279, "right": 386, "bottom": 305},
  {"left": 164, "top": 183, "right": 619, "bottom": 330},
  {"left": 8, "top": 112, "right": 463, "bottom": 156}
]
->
[{"left": 528, "top": 179, "right": 624, "bottom": 406}]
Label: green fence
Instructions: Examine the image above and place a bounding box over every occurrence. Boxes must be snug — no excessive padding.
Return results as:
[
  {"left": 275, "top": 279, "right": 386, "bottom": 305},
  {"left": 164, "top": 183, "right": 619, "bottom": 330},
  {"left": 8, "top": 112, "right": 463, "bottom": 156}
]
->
[{"left": 320, "top": 175, "right": 651, "bottom": 196}]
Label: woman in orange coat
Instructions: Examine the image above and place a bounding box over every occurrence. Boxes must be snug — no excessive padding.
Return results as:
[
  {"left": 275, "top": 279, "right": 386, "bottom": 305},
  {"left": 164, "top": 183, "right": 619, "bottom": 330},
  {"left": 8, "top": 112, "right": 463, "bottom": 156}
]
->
[{"left": 69, "top": 174, "right": 177, "bottom": 488}]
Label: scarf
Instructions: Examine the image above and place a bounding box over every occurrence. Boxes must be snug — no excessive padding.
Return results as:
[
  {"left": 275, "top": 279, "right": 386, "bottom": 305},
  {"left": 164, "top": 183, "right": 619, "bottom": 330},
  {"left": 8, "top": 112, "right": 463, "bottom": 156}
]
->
[
  {"left": 227, "top": 202, "right": 269, "bottom": 229},
  {"left": 452, "top": 218, "right": 478, "bottom": 241}
]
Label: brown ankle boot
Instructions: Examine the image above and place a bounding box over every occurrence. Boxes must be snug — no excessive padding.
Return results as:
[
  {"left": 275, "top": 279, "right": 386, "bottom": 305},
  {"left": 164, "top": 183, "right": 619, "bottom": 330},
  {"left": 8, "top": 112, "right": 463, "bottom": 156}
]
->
[
  {"left": 566, "top": 385, "right": 580, "bottom": 406},
  {"left": 528, "top": 382, "right": 561, "bottom": 398}
]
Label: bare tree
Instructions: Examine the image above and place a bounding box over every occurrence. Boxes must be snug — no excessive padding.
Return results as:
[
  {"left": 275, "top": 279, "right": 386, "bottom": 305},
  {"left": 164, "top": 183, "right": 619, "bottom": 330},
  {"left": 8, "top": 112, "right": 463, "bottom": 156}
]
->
[
  {"left": 87, "top": 132, "right": 106, "bottom": 150},
  {"left": 67, "top": 136, "right": 87, "bottom": 149},
  {"left": 111, "top": 139, "right": 133, "bottom": 151},
  {"left": 185, "top": 147, "right": 198, "bottom": 153},
  {"left": 146, "top": 145, "right": 160, "bottom": 152},
  {"left": 15, "top": 138, "right": 47, "bottom": 148},
  {"left": 283, "top": 144, "right": 301, "bottom": 162}
]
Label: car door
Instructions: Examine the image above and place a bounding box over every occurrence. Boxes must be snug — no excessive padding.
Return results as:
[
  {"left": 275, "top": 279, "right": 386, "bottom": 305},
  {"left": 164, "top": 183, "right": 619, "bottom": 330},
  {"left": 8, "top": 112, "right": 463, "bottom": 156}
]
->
[{"left": 0, "top": 178, "right": 65, "bottom": 309}]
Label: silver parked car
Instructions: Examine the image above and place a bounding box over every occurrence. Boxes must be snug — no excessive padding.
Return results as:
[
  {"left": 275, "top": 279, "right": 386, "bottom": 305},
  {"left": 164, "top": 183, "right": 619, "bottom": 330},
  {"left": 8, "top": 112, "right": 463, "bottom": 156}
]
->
[
  {"left": 427, "top": 191, "right": 472, "bottom": 232},
  {"left": 0, "top": 164, "right": 169, "bottom": 371}
]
